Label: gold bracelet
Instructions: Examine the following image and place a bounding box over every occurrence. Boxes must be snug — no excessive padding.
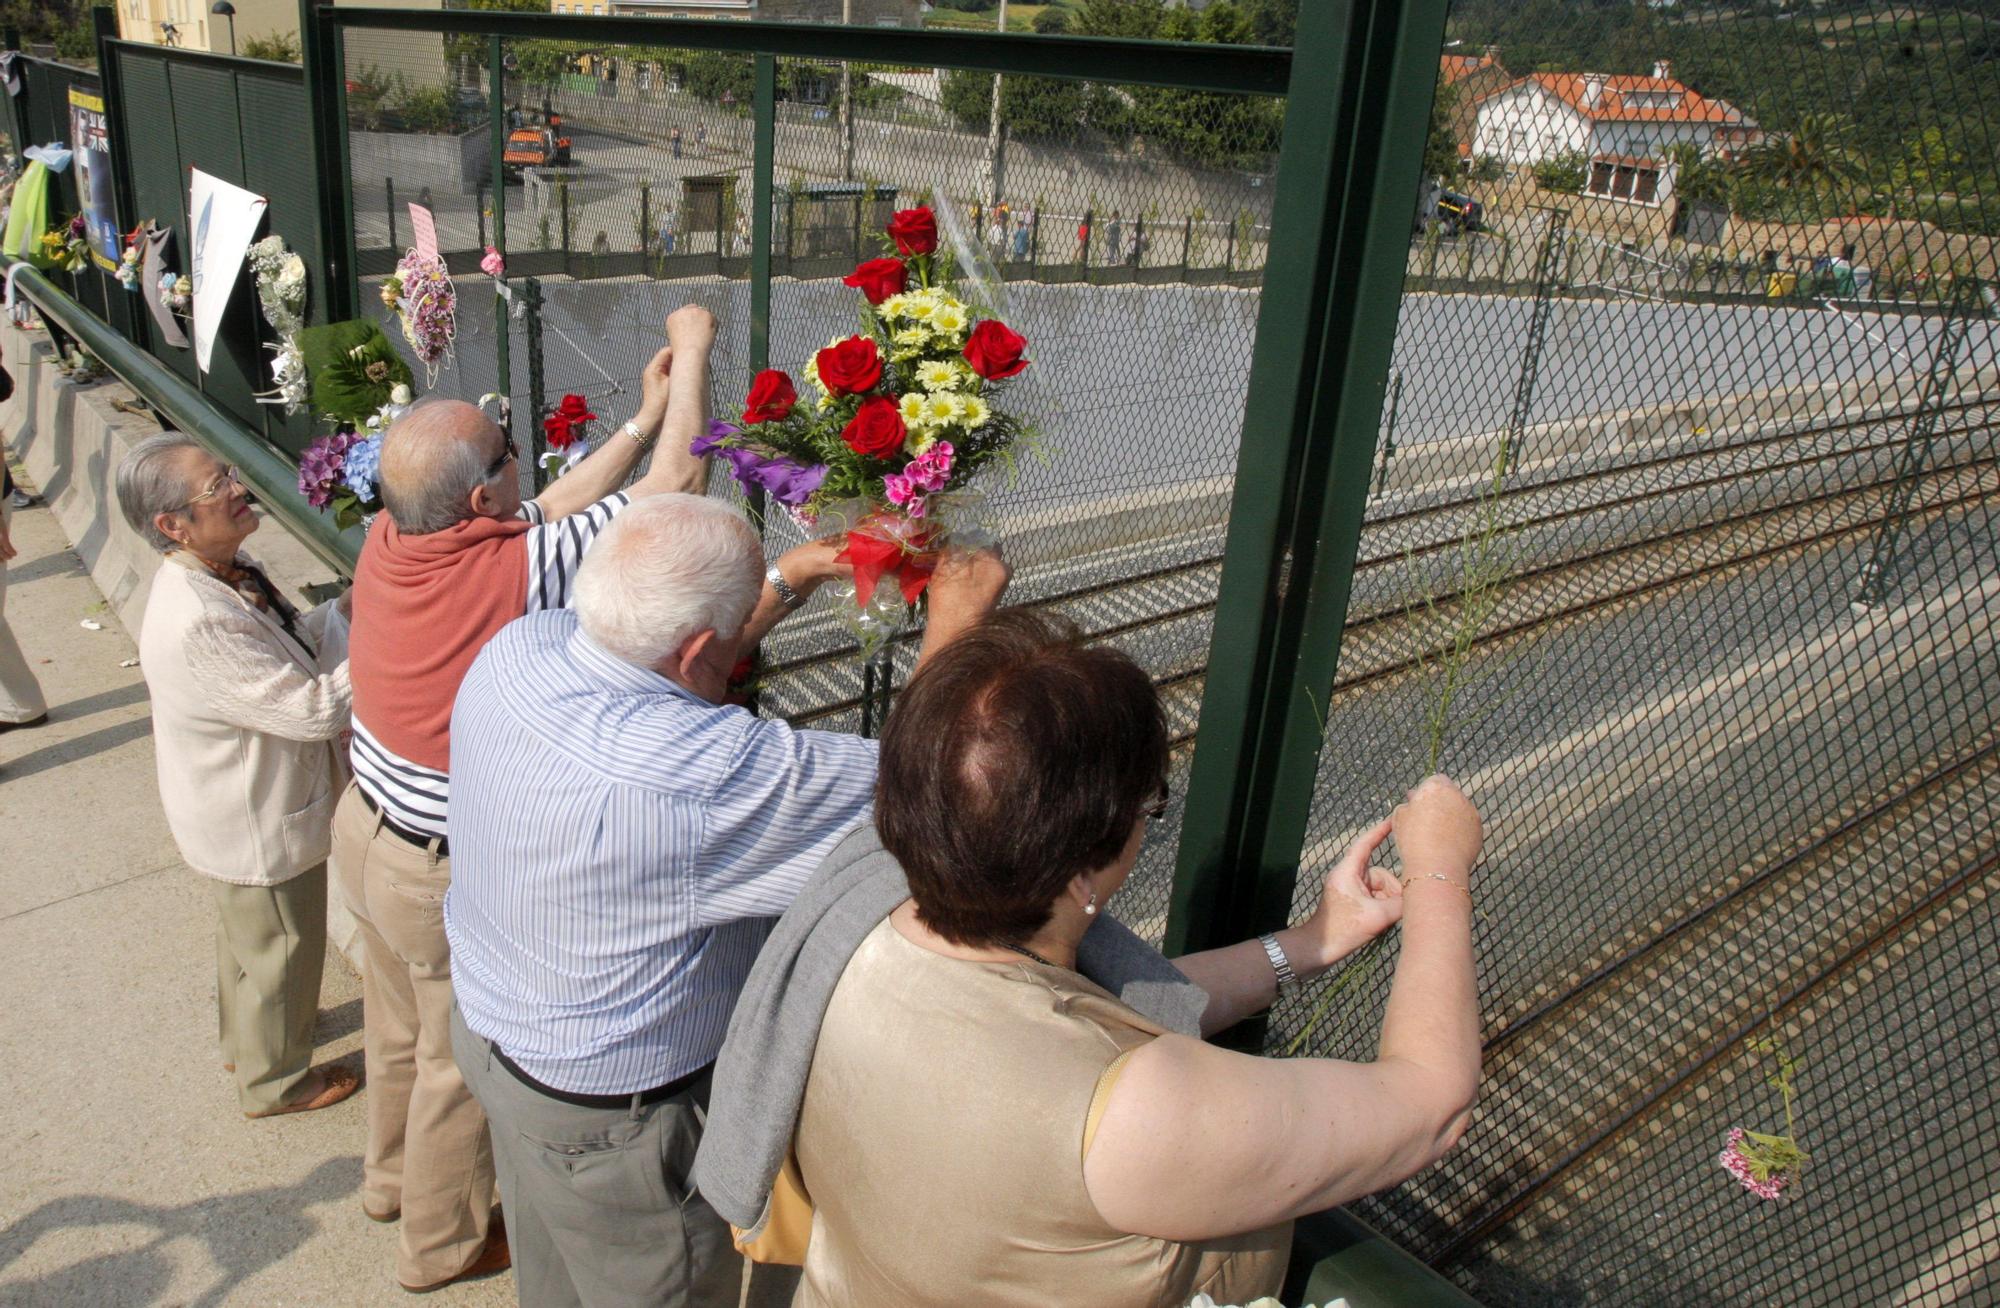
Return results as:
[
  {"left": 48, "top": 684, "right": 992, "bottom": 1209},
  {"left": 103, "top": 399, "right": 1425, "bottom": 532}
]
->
[
  {"left": 1415, "top": 872, "right": 1472, "bottom": 898},
  {"left": 622, "top": 418, "right": 656, "bottom": 448}
]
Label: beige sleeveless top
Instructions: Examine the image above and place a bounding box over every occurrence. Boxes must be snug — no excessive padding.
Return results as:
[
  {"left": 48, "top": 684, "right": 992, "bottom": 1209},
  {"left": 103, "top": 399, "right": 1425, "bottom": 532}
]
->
[{"left": 793, "top": 919, "right": 1291, "bottom": 1307}]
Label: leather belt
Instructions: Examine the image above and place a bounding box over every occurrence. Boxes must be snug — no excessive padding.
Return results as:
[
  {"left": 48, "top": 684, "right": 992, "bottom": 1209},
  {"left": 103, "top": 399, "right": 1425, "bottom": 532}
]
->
[
  {"left": 356, "top": 785, "right": 449, "bottom": 858},
  {"left": 490, "top": 1042, "right": 712, "bottom": 1110}
]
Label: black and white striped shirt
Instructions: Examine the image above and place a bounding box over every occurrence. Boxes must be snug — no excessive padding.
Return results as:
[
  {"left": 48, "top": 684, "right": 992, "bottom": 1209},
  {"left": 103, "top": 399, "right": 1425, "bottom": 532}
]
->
[{"left": 349, "top": 493, "right": 630, "bottom": 837}]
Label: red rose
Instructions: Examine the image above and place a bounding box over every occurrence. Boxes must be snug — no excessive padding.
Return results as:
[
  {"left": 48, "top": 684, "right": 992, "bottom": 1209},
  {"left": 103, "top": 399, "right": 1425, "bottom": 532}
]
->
[
  {"left": 962, "top": 319, "right": 1029, "bottom": 381},
  {"left": 841, "top": 395, "right": 907, "bottom": 459},
  {"left": 815, "top": 335, "right": 884, "bottom": 396},
  {"left": 842, "top": 257, "right": 907, "bottom": 306},
  {"left": 886, "top": 207, "right": 938, "bottom": 257},
  {"left": 741, "top": 369, "right": 797, "bottom": 424},
  {"left": 543, "top": 393, "right": 597, "bottom": 449}
]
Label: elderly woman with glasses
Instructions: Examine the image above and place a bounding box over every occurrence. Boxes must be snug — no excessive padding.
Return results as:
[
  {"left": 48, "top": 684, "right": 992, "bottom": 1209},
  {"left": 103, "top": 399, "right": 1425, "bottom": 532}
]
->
[
  {"left": 761, "top": 610, "right": 1483, "bottom": 1306},
  {"left": 116, "top": 433, "right": 360, "bottom": 1119}
]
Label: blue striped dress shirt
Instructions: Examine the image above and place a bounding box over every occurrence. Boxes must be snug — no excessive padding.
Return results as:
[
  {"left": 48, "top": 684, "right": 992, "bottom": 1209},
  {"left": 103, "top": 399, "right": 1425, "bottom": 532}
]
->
[{"left": 444, "top": 608, "right": 880, "bottom": 1094}]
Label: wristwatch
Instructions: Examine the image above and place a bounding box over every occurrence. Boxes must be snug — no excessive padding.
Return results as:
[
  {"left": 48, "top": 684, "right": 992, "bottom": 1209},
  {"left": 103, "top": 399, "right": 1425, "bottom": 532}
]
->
[
  {"left": 1259, "top": 932, "right": 1299, "bottom": 996},
  {"left": 766, "top": 563, "right": 804, "bottom": 610}
]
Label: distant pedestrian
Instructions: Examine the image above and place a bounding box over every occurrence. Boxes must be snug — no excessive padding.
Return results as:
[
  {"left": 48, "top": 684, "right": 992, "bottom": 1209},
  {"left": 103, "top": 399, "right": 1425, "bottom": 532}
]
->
[
  {"left": 671, "top": 126, "right": 682, "bottom": 159},
  {"left": 1106, "top": 210, "right": 1123, "bottom": 264},
  {"left": 696, "top": 122, "right": 708, "bottom": 152},
  {"left": 1077, "top": 217, "right": 1091, "bottom": 262},
  {"left": 1011, "top": 216, "right": 1030, "bottom": 261}
]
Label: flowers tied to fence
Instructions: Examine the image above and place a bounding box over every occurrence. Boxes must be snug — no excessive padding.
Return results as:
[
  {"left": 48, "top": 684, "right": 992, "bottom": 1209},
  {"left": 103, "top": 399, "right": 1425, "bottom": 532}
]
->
[
  {"left": 541, "top": 393, "right": 596, "bottom": 479},
  {"left": 115, "top": 224, "right": 144, "bottom": 291},
  {"left": 38, "top": 214, "right": 90, "bottom": 274},
  {"left": 248, "top": 234, "right": 310, "bottom": 415},
  {"left": 1717, "top": 1036, "right": 1808, "bottom": 1201},
  {"left": 292, "top": 318, "right": 418, "bottom": 531},
  {"left": 382, "top": 249, "right": 456, "bottom": 384},
  {"left": 692, "top": 205, "right": 1033, "bottom": 646}
]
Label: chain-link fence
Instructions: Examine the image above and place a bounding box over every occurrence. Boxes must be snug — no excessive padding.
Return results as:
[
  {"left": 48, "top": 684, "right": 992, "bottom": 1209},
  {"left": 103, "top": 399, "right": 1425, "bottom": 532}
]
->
[
  {"left": 340, "top": 30, "right": 1284, "bottom": 940},
  {"left": 1271, "top": 0, "right": 1998, "bottom": 1302}
]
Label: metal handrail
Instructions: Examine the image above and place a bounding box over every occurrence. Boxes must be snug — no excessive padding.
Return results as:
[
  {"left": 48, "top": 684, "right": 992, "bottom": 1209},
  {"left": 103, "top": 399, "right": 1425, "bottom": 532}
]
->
[
  {"left": 3, "top": 257, "right": 364, "bottom": 575},
  {"left": 321, "top": 9, "right": 1291, "bottom": 96}
]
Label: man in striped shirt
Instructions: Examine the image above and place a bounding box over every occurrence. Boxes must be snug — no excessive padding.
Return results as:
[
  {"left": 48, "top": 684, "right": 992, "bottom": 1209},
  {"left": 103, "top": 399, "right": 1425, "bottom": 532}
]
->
[
  {"left": 329, "top": 306, "right": 721, "bottom": 1294},
  {"left": 444, "top": 495, "right": 1009, "bottom": 1307}
]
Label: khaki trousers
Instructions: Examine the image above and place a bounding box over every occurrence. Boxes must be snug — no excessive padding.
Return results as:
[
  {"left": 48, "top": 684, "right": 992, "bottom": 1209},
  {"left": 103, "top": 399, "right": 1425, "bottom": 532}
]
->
[
  {"left": 332, "top": 784, "right": 497, "bottom": 1287},
  {"left": 212, "top": 865, "right": 328, "bottom": 1114},
  {"left": 0, "top": 499, "right": 48, "bottom": 725}
]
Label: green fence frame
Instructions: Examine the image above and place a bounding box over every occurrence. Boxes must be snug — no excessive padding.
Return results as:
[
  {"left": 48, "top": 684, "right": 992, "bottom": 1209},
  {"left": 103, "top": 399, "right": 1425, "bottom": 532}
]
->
[{"left": 9, "top": 4, "right": 1471, "bottom": 1296}]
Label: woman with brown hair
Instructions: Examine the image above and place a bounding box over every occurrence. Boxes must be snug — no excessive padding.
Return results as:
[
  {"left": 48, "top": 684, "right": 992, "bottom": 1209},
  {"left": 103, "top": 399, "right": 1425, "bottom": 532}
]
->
[{"left": 780, "top": 609, "right": 1483, "bottom": 1306}]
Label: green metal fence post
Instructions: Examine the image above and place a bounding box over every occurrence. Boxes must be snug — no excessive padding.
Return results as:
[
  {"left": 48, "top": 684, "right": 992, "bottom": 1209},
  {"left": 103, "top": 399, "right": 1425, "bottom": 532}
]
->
[
  {"left": 299, "top": 0, "right": 356, "bottom": 322},
  {"left": 92, "top": 7, "right": 147, "bottom": 352},
  {"left": 1165, "top": 0, "right": 1453, "bottom": 964},
  {"left": 749, "top": 54, "right": 775, "bottom": 376},
  {"left": 489, "top": 35, "right": 512, "bottom": 444},
  {"left": 523, "top": 275, "right": 547, "bottom": 490}
]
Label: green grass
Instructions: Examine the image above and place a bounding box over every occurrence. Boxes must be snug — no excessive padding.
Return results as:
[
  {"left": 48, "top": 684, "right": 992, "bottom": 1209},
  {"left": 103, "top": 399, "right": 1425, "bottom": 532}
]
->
[{"left": 922, "top": 3, "right": 1067, "bottom": 33}]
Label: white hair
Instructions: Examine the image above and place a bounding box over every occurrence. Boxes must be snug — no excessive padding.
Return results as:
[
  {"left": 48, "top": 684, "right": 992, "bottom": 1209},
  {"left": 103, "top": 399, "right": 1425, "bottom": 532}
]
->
[{"left": 575, "top": 494, "right": 764, "bottom": 669}]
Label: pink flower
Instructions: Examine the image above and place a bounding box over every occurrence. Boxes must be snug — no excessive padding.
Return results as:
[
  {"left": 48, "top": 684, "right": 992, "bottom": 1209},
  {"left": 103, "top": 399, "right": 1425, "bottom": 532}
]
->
[
  {"left": 1718, "top": 1128, "right": 1792, "bottom": 1201},
  {"left": 883, "top": 472, "right": 914, "bottom": 507},
  {"left": 481, "top": 246, "right": 505, "bottom": 278}
]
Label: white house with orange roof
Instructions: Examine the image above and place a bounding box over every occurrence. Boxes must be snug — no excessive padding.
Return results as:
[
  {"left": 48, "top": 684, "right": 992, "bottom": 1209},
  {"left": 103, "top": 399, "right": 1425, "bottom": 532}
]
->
[{"left": 1471, "top": 60, "right": 1758, "bottom": 206}]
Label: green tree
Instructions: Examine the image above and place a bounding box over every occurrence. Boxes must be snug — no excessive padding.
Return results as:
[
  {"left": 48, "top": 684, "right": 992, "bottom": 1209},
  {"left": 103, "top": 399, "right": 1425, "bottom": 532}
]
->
[
  {"left": 1030, "top": 7, "right": 1068, "bottom": 33},
  {"left": 1663, "top": 142, "right": 1728, "bottom": 207},
  {"left": 1740, "top": 113, "right": 1868, "bottom": 193},
  {"left": 1424, "top": 81, "right": 1462, "bottom": 181},
  {"left": 447, "top": 0, "right": 549, "bottom": 67},
  {"left": 1530, "top": 150, "right": 1588, "bottom": 194},
  {"left": 1888, "top": 126, "right": 1967, "bottom": 206}
]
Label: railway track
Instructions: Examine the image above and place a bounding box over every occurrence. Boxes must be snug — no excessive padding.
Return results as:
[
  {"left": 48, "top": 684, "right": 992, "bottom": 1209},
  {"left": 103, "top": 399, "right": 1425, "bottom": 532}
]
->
[
  {"left": 1376, "top": 739, "right": 2000, "bottom": 1274},
  {"left": 763, "top": 439, "right": 1999, "bottom": 745}
]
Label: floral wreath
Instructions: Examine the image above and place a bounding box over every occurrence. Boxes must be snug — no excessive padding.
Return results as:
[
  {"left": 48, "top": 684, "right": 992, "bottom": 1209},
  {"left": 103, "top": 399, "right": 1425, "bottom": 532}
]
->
[
  {"left": 381, "top": 249, "right": 456, "bottom": 385},
  {"left": 38, "top": 214, "right": 90, "bottom": 274}
]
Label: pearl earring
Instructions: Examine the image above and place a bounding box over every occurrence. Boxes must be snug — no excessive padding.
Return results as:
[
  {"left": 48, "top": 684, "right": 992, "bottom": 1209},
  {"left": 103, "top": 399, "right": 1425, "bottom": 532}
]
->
[{"left": 1084, "top": 891, "right": 1098, "bottom": 917}]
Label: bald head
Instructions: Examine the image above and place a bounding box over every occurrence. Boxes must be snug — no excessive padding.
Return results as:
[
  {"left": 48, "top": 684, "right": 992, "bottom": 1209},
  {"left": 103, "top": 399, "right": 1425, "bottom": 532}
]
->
[{"left": 380, "top": 399, "right": 511, "bottom": 534}]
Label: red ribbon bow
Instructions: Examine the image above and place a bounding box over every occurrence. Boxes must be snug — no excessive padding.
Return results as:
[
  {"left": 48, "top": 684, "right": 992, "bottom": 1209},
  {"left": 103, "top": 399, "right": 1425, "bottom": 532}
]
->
[{"left": 836, "top": 524, "right": 937, "bottom": 609}]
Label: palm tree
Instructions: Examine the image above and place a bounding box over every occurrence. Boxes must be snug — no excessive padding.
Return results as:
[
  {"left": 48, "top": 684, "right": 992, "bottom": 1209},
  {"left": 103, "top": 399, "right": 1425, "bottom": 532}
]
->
[{"left": 1739, "top": 113, "right": 1869, "bottom": 193}]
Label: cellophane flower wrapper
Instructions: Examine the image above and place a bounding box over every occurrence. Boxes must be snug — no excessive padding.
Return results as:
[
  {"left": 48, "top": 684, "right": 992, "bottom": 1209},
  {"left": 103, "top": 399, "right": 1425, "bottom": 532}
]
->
[{"left": 692, "top": 205, "right": 1034, "bottom": 657}]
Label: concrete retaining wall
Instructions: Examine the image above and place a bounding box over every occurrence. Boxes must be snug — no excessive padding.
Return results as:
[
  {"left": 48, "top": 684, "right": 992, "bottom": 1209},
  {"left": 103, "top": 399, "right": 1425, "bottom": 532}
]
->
[
  {"left": 1, "top": 322, "right": 361, "bottom": 966},
  {"left": 350, "top": 127, "right": 491, "bottom": 197}
]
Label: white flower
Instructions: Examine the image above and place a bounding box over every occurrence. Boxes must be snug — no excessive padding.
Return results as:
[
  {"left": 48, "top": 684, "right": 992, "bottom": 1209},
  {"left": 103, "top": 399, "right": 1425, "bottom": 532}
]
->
[
  {"left": 916, "top": 359, "right": 962, "bottom": 391},
  {"left": 958, "top": 394, "right": 991, "bottom": 428},
  {"left": 898, "top": 392, "right": 928, "bottom": 426},
  {"left": 390, "top": 383, "right": 413, "bottom": 406},
  {"left": 931, "top": 303, "right": 969, "bottom": 338}
]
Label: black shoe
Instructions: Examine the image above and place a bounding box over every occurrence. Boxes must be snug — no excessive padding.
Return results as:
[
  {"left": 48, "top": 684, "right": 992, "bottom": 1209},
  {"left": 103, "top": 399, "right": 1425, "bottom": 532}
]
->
[{"left": 0, "top": 713, "right": 49, "bottom": 732}]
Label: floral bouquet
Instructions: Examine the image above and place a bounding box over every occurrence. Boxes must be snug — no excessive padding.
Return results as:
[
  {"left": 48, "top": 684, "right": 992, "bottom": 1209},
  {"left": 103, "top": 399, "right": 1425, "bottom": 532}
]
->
[
  {"left": 158, "top": 272, "right": 192, "bottom": 318},
  {"left": 39, "top": 214, "right": 90, "bottom": 273},
  {"left": 541, "top": 393, "right": 596, "bottom": 480},
  {"left": 1716, "top": 1037, "right": 1808, "bottom": 1202},
  {"left": 693, "top": 204, "right": 1032, "bottom": 648},
  {"left": 293, "top": 318, "right": 419, "bottom": 531},
  {"left": 381, "top": 249, "right": 456, "bottom": 384},
  {"left": 249, "top": 234, "right": 310, "bottom": 414}
]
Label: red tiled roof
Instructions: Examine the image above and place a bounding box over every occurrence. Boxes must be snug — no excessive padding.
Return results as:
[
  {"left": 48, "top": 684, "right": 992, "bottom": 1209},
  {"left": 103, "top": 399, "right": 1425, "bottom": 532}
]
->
[
  {"left": 1514, "top": 72, "right": 1750, "bottom": 125},
  {"left": 1439, "top": 54, "right": 1501, "bottom": 85}
]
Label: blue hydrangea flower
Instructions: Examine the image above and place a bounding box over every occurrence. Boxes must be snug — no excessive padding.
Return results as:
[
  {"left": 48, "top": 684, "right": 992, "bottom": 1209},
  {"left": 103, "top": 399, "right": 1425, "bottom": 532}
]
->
[{"left": 343, "top": 433, "right": 384, "bottom": 503}]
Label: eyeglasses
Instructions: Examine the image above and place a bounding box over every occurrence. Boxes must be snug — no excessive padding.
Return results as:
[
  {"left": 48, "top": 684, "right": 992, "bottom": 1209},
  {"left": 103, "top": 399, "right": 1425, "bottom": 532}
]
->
[
  {"left": 1143, "top": 783, "right": 1171, "bottom": 825},
  {"left": 184, "top": 466, "right": 241, "bottom": 509},
  {"left": 484, "top": 437, "right": 519, "bottom": 482}
]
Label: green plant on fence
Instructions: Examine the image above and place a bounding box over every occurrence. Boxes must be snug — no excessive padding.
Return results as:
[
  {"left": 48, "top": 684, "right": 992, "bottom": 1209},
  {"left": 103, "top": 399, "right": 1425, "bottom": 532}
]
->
[{"left": 1286, "top": 432, "right": 1523, "bottom": 1057}]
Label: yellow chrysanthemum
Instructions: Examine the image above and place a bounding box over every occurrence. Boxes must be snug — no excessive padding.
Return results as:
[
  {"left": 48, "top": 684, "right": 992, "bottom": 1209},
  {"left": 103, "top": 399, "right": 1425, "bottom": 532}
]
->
[
  {"left": 898, "top": 392, "right": 928, "bottom": 426},
  {"left": 958, "top": 394, "right": 991, "bottom": 428},
  {"left": 877, "top": 293, "right": 909, "bottom": 320},
  {"left": 931, "top": 304, "right": 969, "bottom": 337},
  {"left": 907, "top": 430, "right": 937, "bottom": 455},
  {"left": 893, "top": 325, "right": 930, "bottom": 350},
  {"left": 916, "top": 360, "right": 961, "bottom": 391},
  {"left": 899, "top": 295, "right": 936, "bottom": 322},
  {"left": 924, "top": 393, "right": 959, "bottom": 425}
]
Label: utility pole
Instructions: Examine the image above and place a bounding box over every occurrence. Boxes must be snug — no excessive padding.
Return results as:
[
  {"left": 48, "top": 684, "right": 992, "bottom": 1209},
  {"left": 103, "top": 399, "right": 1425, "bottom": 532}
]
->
[
  {"left": 839, "top": 0, "right": 855, "bottom": 181},
  {"left": 984, "top": 0, "right": 1008, "bottom": 209}
]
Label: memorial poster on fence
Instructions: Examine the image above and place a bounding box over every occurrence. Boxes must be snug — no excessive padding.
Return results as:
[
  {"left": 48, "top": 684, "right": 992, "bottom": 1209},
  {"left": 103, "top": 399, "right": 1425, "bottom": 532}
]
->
[
  {"left": 67, "top": 87, "right": 120, "bottom": 272},
  {"left": 187, "top": 168, "right": 268, "bottom": 374}
]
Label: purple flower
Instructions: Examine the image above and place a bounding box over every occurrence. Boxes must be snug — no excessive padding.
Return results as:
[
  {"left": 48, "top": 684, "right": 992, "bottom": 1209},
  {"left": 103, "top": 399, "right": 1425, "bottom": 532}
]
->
[
  {"left": 690, "top": 419, "right": 738, "bottom": 459},
  {"left": 752, "top": 459, "right": 827, "bottom": 507},
  {"left": 298, "top": 429, "right": 360, "bottom": 510}
]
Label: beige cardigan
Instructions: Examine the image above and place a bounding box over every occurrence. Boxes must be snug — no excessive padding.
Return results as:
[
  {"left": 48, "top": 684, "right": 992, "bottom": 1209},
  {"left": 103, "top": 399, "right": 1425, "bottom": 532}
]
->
[{"left": 138, "top": 554, "right": 351, "bottom": 886}]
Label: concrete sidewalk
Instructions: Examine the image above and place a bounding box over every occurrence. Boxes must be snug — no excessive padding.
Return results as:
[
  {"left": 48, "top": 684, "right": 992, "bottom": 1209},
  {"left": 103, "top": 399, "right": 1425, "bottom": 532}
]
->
[{"left": 0, "top": 481, "right": 512, "bottom": 1306}]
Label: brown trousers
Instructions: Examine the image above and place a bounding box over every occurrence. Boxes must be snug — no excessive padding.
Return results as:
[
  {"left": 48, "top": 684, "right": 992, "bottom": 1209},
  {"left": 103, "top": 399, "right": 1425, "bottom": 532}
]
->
[
  {"left": 213, "top": 864, "right": 327, "bottom": 1114},
  {"left": 332, "top": 784, "right": 497, "bottom": 1287}
]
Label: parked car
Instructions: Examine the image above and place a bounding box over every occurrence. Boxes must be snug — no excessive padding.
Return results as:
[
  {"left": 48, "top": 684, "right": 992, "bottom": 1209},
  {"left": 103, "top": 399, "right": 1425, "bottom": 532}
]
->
[
  {"left": 1414, "top": 179, "right": 1484, "bottom": 236},
  {"left": 503, "top": 127, "right": 572, "bottom": 175}
]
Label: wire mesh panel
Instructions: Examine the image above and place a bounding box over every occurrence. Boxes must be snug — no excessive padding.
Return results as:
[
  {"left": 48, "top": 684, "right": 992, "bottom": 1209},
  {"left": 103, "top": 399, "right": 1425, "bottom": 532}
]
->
[
  {"left": 338, "top": 24, "right": 1284, "bottom": 945},
  {"left": 1274, "top": 0, "right": 1998, "bottom": 1302}
]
